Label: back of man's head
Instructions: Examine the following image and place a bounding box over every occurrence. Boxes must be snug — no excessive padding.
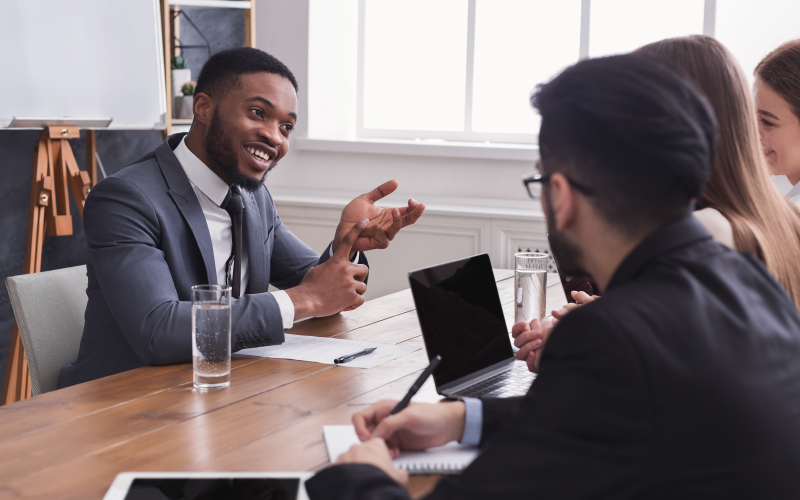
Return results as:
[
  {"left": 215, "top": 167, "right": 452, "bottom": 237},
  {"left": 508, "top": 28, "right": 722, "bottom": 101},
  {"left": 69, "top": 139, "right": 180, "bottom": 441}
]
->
[
  {"left": 195, "top": 46, "right": 298, "bottom": 100},
  {"left": 532, "top": 54, "right": 718, "bottom": 236}
]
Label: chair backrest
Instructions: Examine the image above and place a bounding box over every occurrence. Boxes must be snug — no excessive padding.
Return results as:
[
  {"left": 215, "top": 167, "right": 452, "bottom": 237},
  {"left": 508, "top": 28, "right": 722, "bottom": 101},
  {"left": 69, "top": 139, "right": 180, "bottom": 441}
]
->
[{"left": 6, "top": 265, "right": 88, "bottom": 396}]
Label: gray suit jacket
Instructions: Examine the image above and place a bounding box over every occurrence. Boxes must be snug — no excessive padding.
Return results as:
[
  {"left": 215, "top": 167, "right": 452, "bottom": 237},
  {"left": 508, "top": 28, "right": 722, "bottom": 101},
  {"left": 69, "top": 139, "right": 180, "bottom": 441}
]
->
[{"left": 59, "top": 133, "right": 359, "bottom": 388}]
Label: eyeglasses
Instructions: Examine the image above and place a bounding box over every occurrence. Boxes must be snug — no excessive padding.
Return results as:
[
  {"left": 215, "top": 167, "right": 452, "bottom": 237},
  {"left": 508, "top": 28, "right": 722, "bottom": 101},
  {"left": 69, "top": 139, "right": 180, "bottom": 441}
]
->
[{"left": 522, "top": 161, "right": 594, "bottom": 200}]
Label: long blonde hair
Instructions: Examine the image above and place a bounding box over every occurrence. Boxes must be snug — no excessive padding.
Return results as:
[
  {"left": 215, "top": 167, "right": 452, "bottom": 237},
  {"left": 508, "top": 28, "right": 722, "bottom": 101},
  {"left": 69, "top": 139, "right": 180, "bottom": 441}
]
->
[{"left": 638, "top": 35, "right": 800, "bottom": 310}]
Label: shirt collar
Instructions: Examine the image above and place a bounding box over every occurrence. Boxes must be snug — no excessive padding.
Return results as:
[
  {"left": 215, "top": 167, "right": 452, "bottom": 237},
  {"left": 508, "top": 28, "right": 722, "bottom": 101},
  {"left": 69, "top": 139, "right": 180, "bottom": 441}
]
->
[
  {"left": 173, "top": 136, "right": 230, "bottom": 207},
  {"left": 606, "top": 216, "right": 713, "bottom": 291},
  {"left": 786, "top": 181, "right": 800, "bottom": 201}
]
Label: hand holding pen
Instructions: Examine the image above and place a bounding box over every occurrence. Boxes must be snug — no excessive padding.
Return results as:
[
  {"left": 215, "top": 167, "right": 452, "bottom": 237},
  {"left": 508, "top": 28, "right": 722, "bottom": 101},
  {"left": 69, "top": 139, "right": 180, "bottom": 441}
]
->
[{"left": 351, "top": 356, "right": 472, "bottom": 454}]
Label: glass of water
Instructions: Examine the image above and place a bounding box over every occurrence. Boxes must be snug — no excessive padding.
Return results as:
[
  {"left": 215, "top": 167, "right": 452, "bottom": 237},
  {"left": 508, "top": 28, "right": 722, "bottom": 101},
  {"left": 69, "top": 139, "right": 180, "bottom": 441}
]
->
[
  {"left": 191, "top": 285, "right": 231, "bottom": 390},
  {"left": 514, "top": 253, "right": 549, "bottom": 324}
]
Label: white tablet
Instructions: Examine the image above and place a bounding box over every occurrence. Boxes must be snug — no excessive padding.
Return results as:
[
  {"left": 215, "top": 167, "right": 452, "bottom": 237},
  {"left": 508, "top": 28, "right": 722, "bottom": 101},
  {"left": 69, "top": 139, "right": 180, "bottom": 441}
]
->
[{"left": 103, "top": 471, "right": 313, "bottom": 500}]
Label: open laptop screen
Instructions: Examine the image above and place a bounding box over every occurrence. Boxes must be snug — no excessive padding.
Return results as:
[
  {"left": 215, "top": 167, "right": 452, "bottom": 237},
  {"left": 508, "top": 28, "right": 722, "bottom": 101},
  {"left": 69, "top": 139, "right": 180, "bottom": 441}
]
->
[{"left": 409, "top": 254, "right": 513, "bottom": 388}]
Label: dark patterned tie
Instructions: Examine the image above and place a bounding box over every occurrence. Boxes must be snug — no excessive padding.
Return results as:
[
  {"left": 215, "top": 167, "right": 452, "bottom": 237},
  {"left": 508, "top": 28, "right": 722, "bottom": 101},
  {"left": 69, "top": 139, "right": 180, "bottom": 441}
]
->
[{"left": 221, "top": 185, "right": 244, "bottom": 299}]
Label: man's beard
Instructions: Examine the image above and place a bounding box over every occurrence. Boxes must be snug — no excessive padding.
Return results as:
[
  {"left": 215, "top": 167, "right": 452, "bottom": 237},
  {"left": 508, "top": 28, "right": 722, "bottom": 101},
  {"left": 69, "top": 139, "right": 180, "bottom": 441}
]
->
[
  {"left": 543, "top": 188, "right": 589, "bottom": 277},
  {"left": 205, "top": 110, "right": 276, "bottom": 192}
]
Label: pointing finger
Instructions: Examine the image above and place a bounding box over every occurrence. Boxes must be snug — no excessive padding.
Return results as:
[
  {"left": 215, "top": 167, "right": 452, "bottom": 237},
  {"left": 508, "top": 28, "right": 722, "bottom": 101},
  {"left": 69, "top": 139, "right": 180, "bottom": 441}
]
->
[{"left": 335, "top": 218, "right": 368, "bottom": 260}]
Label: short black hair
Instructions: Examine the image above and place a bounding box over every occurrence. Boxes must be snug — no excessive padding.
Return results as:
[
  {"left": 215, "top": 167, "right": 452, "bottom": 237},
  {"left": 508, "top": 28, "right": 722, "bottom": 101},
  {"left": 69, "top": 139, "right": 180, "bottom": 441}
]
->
[
  {"left": 532, "top": 53, "right": 717, "bottom": 235},
  {"left": 195, "top": 47, "right": 298, "bottom": 99}
]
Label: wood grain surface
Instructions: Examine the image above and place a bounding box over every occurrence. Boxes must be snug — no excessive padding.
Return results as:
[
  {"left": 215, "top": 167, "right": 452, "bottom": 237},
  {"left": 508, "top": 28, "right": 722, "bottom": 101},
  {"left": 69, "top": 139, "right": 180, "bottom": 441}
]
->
[{"left": 0, "top": 270, "right": 566, "bottom": 499}]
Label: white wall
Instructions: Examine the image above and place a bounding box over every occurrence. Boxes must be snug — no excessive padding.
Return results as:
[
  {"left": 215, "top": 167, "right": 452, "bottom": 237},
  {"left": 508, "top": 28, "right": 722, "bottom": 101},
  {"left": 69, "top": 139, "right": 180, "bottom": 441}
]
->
[{"left": 256, "top": 0, "right": 546, "bottom": 300}]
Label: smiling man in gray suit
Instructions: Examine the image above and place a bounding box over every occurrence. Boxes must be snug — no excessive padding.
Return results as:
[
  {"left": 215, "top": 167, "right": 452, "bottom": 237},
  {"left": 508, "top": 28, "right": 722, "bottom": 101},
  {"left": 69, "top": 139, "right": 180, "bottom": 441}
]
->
[{"left": 58, "top": 47, "right": 425, "bottom": 388}]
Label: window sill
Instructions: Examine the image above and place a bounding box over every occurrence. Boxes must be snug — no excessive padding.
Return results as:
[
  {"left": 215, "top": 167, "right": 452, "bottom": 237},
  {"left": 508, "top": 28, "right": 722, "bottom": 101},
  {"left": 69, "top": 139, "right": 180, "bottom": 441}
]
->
[{"left": 295, "top": 137, "right": 539, "bottom": 162}]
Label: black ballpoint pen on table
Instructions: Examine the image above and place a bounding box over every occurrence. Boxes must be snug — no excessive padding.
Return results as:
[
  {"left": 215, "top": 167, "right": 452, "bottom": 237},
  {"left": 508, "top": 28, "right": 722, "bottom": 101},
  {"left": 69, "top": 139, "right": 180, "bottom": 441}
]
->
[
  {"left": 334, "top": 347, "right": 377, "bottom": 364},
  {"left": 389, "top": 355, "right": 443, "bottom": 415}
]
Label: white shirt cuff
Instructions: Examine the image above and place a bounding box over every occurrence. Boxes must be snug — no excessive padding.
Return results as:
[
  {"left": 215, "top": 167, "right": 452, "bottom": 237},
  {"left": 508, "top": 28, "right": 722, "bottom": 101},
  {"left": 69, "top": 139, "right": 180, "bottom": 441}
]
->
[
  {"left": 270, "top": 290, "right": 295, "bottom": 330},
  {"left": 459, "top": 397, "right": 483, "bottom": 446},
  {"left": 329, "top": 241, "right": 361, "bottom": 263}
]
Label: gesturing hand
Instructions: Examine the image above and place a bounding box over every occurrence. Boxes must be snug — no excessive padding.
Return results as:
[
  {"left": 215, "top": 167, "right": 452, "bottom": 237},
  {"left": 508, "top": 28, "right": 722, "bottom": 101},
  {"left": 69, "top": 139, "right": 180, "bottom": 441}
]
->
[
  {"left": 333, "top": 180, "right": 426, "bottom": 256},
  {"left": 286, "top": 219, "right": 370, "bottom": 320}
]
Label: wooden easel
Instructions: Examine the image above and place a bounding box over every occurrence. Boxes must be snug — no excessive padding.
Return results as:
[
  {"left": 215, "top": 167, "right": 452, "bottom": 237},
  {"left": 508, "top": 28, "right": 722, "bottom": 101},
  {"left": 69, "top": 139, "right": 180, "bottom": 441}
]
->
[{"left": 1, "top": 126, "right": 94, "bottom": 405}]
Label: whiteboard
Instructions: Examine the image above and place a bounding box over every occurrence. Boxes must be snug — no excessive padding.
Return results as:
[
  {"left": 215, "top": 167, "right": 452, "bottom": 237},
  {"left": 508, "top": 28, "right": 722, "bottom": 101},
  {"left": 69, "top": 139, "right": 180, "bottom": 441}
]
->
[{"left": 0, "top": 0, "right": 167, "bottom": 130}]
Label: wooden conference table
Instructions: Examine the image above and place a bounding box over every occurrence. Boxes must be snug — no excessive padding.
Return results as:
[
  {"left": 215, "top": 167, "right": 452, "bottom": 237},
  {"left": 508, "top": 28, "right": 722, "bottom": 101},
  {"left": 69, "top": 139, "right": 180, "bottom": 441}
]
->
[{"left": 0, "top": 270, "right": 567, "bottom": 499}]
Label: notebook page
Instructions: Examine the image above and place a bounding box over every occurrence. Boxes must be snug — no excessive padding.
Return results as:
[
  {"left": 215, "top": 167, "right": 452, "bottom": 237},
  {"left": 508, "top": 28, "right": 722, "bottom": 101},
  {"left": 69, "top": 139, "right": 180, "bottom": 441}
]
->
[
  {"left": 323, "top": 425, "right": 478, "bottom": 475},
  {"left": 324, "top": 425, "right": 360, "bottom": 462}
]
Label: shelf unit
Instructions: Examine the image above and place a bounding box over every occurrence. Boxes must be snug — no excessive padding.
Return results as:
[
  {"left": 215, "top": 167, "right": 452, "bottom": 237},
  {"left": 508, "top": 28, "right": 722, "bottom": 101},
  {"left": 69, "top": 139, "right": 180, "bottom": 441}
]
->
[{"left": 159, "top": 0, "right": 256, "bottom": 137}]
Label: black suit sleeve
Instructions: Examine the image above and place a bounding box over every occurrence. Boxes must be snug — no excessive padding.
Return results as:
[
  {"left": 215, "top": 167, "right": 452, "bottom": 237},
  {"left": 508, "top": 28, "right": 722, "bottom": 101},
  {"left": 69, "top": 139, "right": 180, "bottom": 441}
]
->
[
  {"left": 307, "top": 305, "right": 651, "bottom": 500},
  {"left": 479, "top": 397, "right": 523, "bottom": 445},
  {"left": 306, "top": 464, "right": 409, "bottom": 500}
]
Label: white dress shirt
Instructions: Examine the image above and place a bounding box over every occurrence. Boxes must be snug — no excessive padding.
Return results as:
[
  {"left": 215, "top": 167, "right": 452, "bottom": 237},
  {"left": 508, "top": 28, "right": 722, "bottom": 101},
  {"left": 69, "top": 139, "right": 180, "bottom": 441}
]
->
[
  {"left": 692, "top": 207, "right": 735, "bottom": 250},
  {"left": 786, "top": 182, "right": 800, "bottom": 206},
  {"left": 173, "top": 137, "right": 295, "bottom": 329}
]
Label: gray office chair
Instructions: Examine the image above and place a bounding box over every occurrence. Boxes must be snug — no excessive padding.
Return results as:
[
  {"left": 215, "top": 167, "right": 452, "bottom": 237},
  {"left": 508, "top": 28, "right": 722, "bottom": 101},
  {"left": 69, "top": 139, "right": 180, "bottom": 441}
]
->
[{"left": 6, "top": 265, "right": 88, "bottom": 396}]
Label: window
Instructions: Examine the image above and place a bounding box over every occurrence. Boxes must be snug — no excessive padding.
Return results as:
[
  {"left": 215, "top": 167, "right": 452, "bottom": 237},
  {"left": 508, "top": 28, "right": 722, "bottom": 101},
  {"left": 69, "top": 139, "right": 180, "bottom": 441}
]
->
[
  {"left": 357, "top": 0, "right": 582, "bottom": 143},
  {"left": 715, "top": 0, "right": 800, "bottom": 86},
  {"left": 344, "top": 0, "right": 798, "bottom": 145},
  {"left": 589, "top": 0, "right": 705, "bottom": 58},
  {"left": 471, "top": 1, "right": 581, "bottom": 136},
  {"left": 361, "top": 0, "right": 468, "bottom": 133}
]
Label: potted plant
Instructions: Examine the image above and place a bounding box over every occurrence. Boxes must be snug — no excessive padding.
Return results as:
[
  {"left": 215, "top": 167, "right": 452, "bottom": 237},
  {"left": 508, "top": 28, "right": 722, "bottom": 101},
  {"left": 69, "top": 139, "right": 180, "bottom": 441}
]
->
[
  {"left": 171, "top": 55, "right": 191, "bottom": 110},
  {"left": 174, "top": 80, "right": 196, "bottom": 120}
]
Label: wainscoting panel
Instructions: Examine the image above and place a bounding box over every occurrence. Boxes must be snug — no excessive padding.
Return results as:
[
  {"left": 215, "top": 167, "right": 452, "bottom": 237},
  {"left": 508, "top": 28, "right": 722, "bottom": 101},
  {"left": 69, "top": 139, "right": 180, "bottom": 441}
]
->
[
  {"left": 274, "top": 203, "right": 492, "bottom": 300},
  {"left": 492, "top": 218, "right": 551, "bottom": 270}
]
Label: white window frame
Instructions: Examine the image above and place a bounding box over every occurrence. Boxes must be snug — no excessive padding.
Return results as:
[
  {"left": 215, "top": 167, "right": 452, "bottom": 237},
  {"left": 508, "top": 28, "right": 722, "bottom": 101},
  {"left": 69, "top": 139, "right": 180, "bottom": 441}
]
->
[{"left": 355, "top": 0, "right": 718, "bottom": 145}]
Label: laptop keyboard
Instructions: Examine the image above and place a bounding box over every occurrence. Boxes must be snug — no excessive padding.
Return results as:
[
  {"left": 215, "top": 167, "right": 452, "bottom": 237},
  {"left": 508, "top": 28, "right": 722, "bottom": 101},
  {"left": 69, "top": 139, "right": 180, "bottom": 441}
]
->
[{"left": 452, "top": 363, "right": 536, "bottom": 398}]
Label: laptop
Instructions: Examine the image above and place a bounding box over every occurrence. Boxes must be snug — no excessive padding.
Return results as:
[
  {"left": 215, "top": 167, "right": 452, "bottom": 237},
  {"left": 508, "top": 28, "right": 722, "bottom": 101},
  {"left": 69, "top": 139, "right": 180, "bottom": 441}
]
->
[{"left": 408, "top": 253, "right": 535, "bottom": 399}]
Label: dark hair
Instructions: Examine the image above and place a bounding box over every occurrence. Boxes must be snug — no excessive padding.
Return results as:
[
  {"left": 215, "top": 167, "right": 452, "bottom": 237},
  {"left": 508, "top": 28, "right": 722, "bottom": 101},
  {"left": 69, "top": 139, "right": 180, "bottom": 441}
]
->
[
  {"left": 532, "top": 53, "right": 717, "bottom": 235},
  {"left": 195, "top": 47, "right": 298, "bottom": 99},
  {"left": 755, "top": 39, "right": 800, "bottom": 121}
]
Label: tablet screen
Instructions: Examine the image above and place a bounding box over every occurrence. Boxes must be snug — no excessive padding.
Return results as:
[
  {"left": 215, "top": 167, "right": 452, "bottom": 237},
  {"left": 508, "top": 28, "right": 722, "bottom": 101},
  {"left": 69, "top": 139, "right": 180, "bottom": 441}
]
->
[{"left": 125, "top": 477, "right": 300, "bottom": 500}]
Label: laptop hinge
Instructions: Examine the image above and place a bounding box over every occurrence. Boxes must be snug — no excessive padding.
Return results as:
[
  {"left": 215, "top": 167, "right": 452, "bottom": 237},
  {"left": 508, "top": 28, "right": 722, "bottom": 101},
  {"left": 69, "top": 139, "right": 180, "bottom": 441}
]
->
[{"left": 439, "top": 358, "right": 515, "bottom": 396}]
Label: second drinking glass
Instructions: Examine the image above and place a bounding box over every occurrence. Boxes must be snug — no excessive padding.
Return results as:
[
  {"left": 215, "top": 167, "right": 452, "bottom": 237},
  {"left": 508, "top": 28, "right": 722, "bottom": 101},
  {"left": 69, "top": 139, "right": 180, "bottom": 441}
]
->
[{"left": 514, "top": 253, "right": 549, "bottom": 323}]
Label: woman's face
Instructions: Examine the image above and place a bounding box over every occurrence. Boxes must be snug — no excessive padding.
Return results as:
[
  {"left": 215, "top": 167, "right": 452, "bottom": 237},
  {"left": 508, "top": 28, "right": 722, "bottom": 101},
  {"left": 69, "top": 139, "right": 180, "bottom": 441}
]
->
[{"left": 754, "top": 78, "right": 800, "bottom": 184}]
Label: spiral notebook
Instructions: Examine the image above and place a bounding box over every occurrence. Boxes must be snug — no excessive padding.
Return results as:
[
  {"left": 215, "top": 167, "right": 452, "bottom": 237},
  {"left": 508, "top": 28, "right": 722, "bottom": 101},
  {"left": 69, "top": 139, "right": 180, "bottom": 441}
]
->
[{"left": 323, "top": 425, "right": 478, "bottom": 475}]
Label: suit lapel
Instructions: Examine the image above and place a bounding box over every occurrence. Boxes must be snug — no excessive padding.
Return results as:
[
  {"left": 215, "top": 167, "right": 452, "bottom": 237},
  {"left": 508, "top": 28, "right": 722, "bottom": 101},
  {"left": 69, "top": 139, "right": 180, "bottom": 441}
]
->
[
  {"left": 243, "top": 189, "right": 268, "bottom": 293},
  {"left": 156, "top": 134, "right": 217, "bottom": 285}
]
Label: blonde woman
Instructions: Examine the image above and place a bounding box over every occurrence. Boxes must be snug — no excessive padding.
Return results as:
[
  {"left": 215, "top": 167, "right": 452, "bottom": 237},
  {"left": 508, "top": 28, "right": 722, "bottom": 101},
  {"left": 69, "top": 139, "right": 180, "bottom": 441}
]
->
[{"left": 514, "top": 35, "right": 800, "bottom": 371}]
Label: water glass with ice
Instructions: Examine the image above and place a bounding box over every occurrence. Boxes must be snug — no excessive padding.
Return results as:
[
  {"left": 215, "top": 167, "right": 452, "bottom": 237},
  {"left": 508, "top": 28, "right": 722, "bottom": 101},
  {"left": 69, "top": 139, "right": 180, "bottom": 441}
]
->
[
  {"left": 191, "top": 284, "right": 231, "bottom": 390},
  {"left": 515, "top": 253, "right": 549, "bottom": 323}
]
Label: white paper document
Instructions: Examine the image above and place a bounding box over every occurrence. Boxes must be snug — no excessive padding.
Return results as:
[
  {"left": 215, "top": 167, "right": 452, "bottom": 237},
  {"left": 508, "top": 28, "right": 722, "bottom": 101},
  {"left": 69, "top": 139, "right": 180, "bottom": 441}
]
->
[
  {"left": 323, "top": 425, "right": 478, "bottom": 475},
  {"left": 237, "top": 334, "right": 421, "bottom": 369}
]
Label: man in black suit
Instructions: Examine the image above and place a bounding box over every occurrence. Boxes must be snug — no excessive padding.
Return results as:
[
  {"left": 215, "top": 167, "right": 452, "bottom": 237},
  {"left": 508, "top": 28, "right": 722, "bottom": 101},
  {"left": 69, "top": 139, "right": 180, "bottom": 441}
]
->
[{"left": 304, "top": 54, "right": 800, "bottom": 498}]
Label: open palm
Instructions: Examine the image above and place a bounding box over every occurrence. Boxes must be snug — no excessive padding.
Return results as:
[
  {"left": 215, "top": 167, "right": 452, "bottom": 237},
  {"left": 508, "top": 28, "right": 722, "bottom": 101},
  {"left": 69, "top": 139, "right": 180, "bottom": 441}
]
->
[{"left": 333, "top": 180, "right": 426, "bottom": 254}]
